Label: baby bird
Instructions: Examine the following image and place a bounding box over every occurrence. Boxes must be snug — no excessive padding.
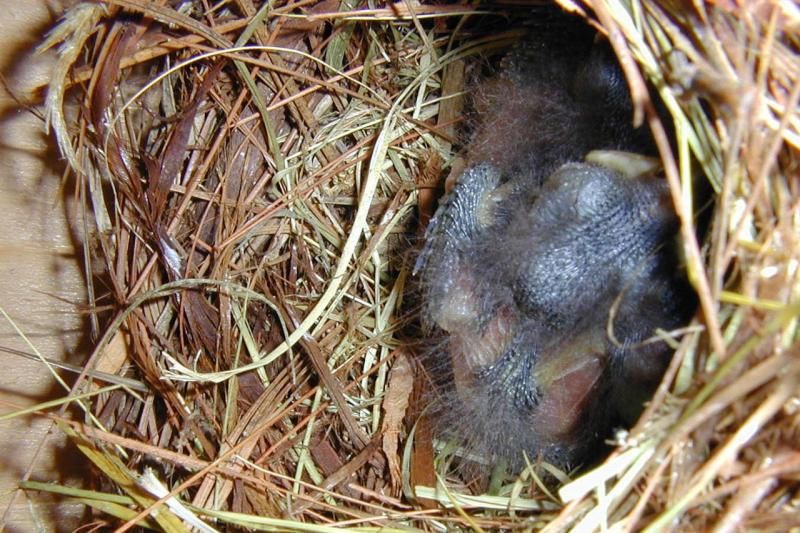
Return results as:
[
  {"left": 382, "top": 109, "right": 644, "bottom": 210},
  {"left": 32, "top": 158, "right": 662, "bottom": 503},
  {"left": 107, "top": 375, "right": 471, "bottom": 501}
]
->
[{"left": 415, "top": 25, "right": 695, "bottom": 470}]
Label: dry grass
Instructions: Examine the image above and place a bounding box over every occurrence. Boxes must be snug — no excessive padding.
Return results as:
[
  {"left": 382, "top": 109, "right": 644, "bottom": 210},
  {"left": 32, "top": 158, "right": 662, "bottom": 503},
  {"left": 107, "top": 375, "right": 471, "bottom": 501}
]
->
[{"left": 8, "top": 0, "right": 798, "bottom": 530}]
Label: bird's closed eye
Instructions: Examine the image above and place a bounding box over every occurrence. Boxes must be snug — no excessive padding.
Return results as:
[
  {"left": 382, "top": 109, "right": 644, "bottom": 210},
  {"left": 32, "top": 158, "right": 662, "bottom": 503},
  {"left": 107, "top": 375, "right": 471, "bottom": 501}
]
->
[{"left": 575, "top": 175, "right": 616, "bottom": 218}]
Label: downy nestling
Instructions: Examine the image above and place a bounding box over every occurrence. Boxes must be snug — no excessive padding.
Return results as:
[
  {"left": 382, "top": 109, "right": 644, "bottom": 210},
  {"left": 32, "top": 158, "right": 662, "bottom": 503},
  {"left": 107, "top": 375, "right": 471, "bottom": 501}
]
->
[{"left": 414, "top": 15, "right": 696, "bottom": 472}]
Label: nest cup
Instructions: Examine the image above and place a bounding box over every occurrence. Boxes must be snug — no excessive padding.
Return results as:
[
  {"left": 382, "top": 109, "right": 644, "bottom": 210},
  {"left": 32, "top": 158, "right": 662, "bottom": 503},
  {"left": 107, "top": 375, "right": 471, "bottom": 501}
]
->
[{"left": 28, "top": 0, "right": 800, "bottom": 530}]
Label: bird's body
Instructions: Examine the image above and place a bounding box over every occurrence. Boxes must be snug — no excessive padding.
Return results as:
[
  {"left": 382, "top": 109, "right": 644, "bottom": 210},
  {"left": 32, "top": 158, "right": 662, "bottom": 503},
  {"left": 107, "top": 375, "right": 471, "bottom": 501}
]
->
[{"left": 415, "top": 22, "right": 695, "bottom": 470}]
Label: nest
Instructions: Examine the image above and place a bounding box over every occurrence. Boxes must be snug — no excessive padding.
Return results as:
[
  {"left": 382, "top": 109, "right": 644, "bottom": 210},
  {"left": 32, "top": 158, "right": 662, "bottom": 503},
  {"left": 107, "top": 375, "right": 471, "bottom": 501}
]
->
[{"left": 26, "top": 0, "right": 800, "bottom": 530}]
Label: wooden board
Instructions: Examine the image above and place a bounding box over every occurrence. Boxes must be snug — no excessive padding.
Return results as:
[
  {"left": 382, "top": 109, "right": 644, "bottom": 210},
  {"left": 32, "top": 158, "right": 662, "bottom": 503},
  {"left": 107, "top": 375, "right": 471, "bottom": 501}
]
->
[{"left": 0, "top": 1, "right": 89, "bottom": 529}]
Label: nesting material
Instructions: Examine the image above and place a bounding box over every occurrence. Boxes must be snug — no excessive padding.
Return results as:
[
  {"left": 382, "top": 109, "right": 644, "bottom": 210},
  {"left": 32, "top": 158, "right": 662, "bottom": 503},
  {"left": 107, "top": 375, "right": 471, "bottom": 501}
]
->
[{"left": 27, "top": 0, "right": 800, "bottom": 530}]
